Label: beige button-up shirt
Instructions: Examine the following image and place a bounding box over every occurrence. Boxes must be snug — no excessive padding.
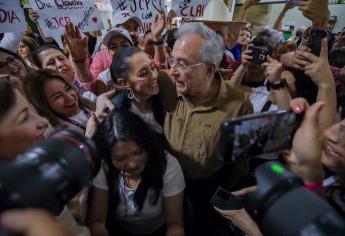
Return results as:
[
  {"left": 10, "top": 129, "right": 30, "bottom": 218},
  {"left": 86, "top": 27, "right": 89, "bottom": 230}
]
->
[{"left": 159, "top": 71, "right": 253, "bottom": 179}]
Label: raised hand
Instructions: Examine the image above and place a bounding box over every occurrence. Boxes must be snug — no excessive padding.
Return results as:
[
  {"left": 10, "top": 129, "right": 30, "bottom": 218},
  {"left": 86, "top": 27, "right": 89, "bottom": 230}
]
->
[
  {"left": 242, "top": 0, "right": 261, "bottom": 9},
  {"left": 262, "top": 56, "right": 283, "bottom": 84},
  {"left": 298, "top": 0, "right": 329, "bottom": 28},
  {"left": 151, "top": 9, "right": 166, "bottom": 40},
  {"left": 241, "top": 44, "right": 253, "bottom": 67},
  {"left": 296, "top": 38, "right": 333, "bottom": 89},
  {"left": 64, "top": 23, "right": 89, "bottom": 63},
  {"left": 285, "top": 98, "right": 325, "bottom": 183}
]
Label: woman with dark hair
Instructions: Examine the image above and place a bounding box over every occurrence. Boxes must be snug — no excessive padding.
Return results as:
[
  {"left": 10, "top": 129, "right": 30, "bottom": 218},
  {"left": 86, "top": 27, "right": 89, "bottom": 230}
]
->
[
  {"left": 32, "top": 23, "right": 95, "bottom": 98},
  {"left": 18, "top": 36, "right": 40, "bottom": 68},
  {"left": 23, "top": 69, "right": 95, "bottom": 135},
  {"left": 0, "top": 76, "right": 90, "bottom": 235},
  {"left": 0, "top": 46, "right": 33, "bottom": 80},
  {"left": 88, "top": 110, "right": 185, "bottom": 236},
  {"left": 109, "top": 47, "right": 164, "bottom": 134},
  {"left": 0, "top": 76, "right": 48, "bottom": 163}
]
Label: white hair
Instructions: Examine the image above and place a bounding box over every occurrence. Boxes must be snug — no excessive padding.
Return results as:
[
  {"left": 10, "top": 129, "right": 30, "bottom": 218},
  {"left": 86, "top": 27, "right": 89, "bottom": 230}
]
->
[{"left": 175, "top": 22, "right": 225, "bottom": 66}]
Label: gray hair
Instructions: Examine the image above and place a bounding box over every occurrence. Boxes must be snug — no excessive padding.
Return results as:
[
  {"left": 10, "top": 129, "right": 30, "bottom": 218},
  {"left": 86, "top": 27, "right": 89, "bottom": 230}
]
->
[{"left": 175, "top": 22, "right": 225, "bottom": 66}]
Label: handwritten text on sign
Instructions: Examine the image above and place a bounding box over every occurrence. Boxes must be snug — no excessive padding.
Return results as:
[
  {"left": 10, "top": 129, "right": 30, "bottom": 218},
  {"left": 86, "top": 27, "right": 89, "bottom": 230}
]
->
[
  {"left": 29, "top": 0, "right": 104, "bottom": 38},
  {"left": 171, "top": 0, "right": 210, "bottom": 18},
  {"left": 0, "top": 0, "right": 27, "bottom": 33},
  {"left": 111, "top": 0, "right": 164, "bottom": 35}
]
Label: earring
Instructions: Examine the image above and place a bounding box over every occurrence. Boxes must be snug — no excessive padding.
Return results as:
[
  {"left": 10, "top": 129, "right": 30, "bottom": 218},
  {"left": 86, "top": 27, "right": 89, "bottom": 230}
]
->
[{"left": 127, "top": 90, "right": 134, "bottom": 100}]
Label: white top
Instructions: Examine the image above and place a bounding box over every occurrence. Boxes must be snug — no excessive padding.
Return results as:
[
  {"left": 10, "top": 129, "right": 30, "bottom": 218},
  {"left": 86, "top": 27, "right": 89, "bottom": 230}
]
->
[
  {"left": 61, "top": 109, "right": 90, "bottom": 134},
  {"left": 92, "top": 153, "right": 185, "bottom": 234},
  {"left": 130, "top": 102, "right": 163, "bottom": 134},
  {"left": 250, "top": 86, "right": 278, "bottom": 113}
]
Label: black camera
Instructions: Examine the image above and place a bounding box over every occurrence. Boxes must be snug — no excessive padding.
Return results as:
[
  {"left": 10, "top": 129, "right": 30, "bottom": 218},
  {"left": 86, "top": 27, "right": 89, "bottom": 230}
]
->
[
  {"left": 243, "top": 162, "right": 345, "bottom": 236},
  {"left": 0, "top": 129, "right": 101, "bottom": 215}
]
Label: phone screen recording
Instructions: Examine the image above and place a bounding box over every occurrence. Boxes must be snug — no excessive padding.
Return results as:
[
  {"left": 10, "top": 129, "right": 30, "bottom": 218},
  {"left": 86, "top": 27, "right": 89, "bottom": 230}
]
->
[{"left": 218, "top": 110, "right": 302, "bottom": 162}]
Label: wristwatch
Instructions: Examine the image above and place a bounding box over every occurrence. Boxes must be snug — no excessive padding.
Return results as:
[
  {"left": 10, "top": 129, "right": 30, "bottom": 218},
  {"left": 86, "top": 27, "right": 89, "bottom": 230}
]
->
[{"left": 269, "top": 79, "right": 288, "bottom": 90}]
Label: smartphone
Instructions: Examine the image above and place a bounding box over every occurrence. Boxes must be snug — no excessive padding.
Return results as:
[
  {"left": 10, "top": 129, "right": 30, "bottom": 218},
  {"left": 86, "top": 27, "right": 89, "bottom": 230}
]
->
[
  {"left": 210, "top": 187, "right": 243, "bottom": 210},
  {"left": 218, "top": 109, "right": 303, "bottom": 163},
  {"left": 305, "top": 28, "right": 327, "bottom": 56},
  {"left": 249, "top": 46, "right": 269, "bottom": 65}
]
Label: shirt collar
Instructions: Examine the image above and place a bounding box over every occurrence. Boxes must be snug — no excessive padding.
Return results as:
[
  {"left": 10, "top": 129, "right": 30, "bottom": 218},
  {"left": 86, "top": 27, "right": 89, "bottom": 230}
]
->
[{"left": 176, "top": 72, "right": 229, "bottom": 110}]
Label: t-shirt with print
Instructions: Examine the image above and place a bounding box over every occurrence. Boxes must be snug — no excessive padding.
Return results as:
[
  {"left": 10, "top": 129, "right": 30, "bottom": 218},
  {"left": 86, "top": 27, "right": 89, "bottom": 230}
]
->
[{"left": 92, "top": 153, "right": 185, "bottom": 235}]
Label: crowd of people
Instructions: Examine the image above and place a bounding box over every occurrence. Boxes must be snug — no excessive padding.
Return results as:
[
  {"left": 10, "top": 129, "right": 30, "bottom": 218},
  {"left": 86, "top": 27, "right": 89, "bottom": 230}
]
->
[{"left": 0, "top": 0, "right": 345, "bottom": 235}]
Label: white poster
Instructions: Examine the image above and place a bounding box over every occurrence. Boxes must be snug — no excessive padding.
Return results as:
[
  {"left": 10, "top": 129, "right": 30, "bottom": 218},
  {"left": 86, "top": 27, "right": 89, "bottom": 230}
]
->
[
  {"left": 171, "top": 0, "right": 210, "bottom": 18},
  {"left": 111, "top": 0, "right": 165, "bottom": 35},
  {"left": 95, "top": 0, "right": 113, "bottom": 11},
  {"left": 0, "top": 0, "right": 27, "bottom": 33},
  {"left": 29, "top": 0, "right": 104, "bottom": 38}
]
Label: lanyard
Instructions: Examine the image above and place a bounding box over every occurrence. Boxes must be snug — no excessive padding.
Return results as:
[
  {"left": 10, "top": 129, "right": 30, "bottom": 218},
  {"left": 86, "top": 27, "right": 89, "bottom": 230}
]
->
[{"left": 62, "top": 109, "right": 91, "bottom": 130}]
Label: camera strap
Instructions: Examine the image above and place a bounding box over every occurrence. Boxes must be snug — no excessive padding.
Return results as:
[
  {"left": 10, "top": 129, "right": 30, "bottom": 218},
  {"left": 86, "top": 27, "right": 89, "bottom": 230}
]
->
[{"left": 62, "top": 109, "right": 91, "bottom": 130}]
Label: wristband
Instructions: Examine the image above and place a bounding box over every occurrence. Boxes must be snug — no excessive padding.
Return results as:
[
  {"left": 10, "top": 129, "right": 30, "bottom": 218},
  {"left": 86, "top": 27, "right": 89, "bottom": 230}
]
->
[{"left": 304, "top": 180, "right": 323, "bottom": 191}]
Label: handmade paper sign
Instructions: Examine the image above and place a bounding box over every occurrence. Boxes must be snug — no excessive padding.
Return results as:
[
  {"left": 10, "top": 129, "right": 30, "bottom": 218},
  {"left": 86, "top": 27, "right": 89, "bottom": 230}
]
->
[
  {"left": 0, "top": 0, "right": 27, "bottom": 33},
  {"left": 29, "top": 0, "right": 104, "bottom": 38}
]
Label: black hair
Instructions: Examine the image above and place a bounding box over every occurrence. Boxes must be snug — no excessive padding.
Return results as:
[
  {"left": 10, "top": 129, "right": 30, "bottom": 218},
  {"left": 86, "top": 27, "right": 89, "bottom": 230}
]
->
[
  {"left": 32, "top": 44, "right": 65, "bottom": 69},
  {"left": 0, "top": 77, "right": 16, "bottom": 122},
  {"left": 0, "top": 47, "right": 27, "bottom": 68},
  {"left": 251, "top": 36, "right": 275, "bottom": 55},
  {"left": 94, "top": 110, "right": 167, "bottom": 213},
  {"left": 110, "top": 46, "right": 142, "bottom": 84},
  {"left": 329, "top": 48, "right": 345, "bottom": 68},
  {"left": 164, "top": 28, "right": 177, "bottom": 49}
]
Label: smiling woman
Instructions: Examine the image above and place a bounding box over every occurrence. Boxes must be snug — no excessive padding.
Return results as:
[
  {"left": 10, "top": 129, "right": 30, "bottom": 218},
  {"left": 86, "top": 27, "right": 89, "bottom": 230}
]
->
[
  {"left": 23, "top": 69, "right": 95, "bottom": 134},
  {"left": 0, "top": 77, "right": 48, "bottom": 163},
  {"left": 0, "top": 47, "right": 31, "bottom": 80}
]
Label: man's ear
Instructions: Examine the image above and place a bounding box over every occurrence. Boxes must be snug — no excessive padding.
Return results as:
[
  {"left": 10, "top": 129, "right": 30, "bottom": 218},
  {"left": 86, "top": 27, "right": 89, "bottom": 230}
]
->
[
  {"left": 117, "top": 78, "right": 129, "bottom": 88},
  {"left": 206, "top": 63, "right": 217, "bottom": 77}
]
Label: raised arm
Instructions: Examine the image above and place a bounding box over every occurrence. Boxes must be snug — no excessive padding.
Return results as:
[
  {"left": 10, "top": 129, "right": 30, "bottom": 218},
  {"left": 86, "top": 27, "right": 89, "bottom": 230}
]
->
[
  {"left": 273, "top": 0, "right": 296, "bottom": 30},
  {"left": 296, "top": 38, "right": 336, "bottom": 130},
  {"left": 151, "top": 10, "right": 167, "bottom": 64},
  {"left": 64, "top": 23, "right": 93, "bottom": 83},
  {"left": 298, "top": 0, "right": 329, "bottom": 28},
  {"left": 235, "top": 0, "right": 260, "bottom": 22}
]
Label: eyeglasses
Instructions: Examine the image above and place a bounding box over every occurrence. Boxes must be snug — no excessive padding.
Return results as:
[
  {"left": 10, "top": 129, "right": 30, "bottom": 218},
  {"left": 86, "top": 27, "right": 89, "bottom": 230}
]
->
[
  {"left": 167, "top": 56, "right": 205, "bottom": 74},
  {"left": 0, "top": 56, "right": 16, "bottom": 69}
]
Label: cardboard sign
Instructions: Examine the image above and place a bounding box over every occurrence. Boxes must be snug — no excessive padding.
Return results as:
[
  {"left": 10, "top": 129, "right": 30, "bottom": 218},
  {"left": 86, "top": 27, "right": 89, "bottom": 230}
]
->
[
  {"left": 29, "top": 0, "right": 104, "bottom": 38},
  {"left": 0, "top": 0, "right": 27, "bottom": 33},
  {"left": 171, "top": 0, "right": 210, "bottom": 18},
  {"left": 111, "top": 0, "right": 164, "bottom": 35}
]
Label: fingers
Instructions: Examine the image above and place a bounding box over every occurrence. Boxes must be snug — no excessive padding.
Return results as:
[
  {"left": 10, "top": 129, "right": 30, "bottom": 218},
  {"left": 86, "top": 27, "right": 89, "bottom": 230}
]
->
[
  {"left": 290, "top": 97, "right": 309, "bottom": 113},
  {"left": 296, "top": 51, "right": 318, "bottom": 63},
  {"left": 320, "top": 37, "right": 329, "bottom": 59},
  {"left": 232, "top": 186, "right": 257, "bottom": 196},
  {"left": 302, "top": 101, "right": 325, "bottom": 131}
]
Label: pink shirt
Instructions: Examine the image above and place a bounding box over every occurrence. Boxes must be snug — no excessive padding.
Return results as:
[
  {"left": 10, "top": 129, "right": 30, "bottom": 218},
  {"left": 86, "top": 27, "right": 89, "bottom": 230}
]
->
[{"left": 90, "top": 49, "right": 112, "bottom": 79}]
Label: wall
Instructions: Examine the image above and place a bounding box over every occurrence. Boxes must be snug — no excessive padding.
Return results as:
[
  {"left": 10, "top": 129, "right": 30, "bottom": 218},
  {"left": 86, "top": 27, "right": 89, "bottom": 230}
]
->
[{"left": 267, "top": 3, "right": 345, "bottom": 32}]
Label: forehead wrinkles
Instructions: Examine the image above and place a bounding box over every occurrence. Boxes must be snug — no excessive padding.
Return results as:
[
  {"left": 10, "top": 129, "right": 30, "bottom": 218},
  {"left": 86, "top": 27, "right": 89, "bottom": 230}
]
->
[{"left": 174, "top": 34, "right": 203, "bottom": 62}]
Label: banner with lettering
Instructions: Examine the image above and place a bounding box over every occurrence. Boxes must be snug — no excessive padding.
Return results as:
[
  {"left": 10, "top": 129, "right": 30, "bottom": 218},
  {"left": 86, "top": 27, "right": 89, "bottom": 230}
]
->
[
  {"left": 111, "top": 0, "right": 165, "bottom": 35},
  {"left": 171, "top": 0, "right": 210, "bottom": 19},
  {"left": 29, "top": 0, "right": 104, "bottom": 38},
  {"left": 0, "top": 0, "right": 27, "bottom": 33}
]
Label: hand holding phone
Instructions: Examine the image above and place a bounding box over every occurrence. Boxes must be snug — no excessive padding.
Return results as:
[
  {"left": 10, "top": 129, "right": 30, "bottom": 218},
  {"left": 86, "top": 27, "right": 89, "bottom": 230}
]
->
[
  {"left": 248, "top": 46, "right": 269, "bottom": 65},
  {"left": 218, "top": 109, "right": 303, "bottom": 163},
  {"left": 210, "top": 187, "right": 243, "bottom": 210}
]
